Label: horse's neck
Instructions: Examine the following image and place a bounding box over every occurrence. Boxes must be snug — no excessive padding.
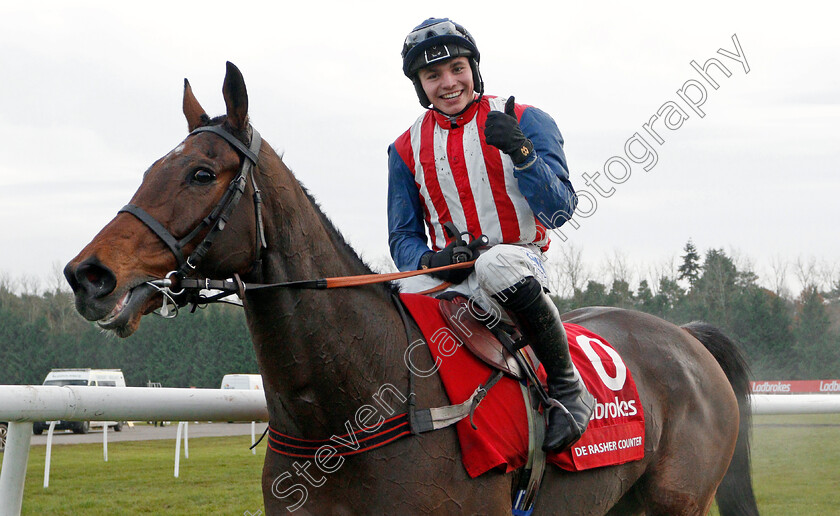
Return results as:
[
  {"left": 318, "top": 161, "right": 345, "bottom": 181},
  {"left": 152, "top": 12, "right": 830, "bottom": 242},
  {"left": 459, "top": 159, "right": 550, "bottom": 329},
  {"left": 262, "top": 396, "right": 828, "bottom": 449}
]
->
[{"left": 245, "top": 165, "right": 407, "bottom": 436}]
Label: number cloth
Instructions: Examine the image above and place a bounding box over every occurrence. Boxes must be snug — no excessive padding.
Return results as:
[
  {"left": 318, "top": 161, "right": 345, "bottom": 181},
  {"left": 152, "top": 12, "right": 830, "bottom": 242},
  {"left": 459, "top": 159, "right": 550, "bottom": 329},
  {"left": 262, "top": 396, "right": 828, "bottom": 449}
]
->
[{"left": 400, "top": 292, "right": 645, "bottom": 476}]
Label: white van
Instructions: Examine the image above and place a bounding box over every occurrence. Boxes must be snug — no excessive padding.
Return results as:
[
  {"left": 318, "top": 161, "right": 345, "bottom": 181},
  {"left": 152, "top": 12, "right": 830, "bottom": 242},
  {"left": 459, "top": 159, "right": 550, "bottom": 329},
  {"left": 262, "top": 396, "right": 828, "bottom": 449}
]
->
[
  {"left": 220, "top": 374, "right": 263, "bottom": 390},
  {"left": 33, "top": 369, "right": 127, "bottom": 435},
  {"left": 220, "top": 374, "right": 263, "bottom": 423}
]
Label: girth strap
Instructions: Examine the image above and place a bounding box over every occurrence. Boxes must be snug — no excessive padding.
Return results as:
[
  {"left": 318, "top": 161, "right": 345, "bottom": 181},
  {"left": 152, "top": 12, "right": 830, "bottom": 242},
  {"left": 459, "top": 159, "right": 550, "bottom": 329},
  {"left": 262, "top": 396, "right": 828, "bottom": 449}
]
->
[{"left": 412, "top": 371, "right": 503, "bottom": 433}]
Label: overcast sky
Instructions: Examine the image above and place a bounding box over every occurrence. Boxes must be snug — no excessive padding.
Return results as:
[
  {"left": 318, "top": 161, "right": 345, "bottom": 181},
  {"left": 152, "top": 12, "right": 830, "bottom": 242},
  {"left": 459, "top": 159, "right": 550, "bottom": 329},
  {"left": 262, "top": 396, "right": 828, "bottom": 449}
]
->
[{"left": 1, "top": 1, "right": 838, "bottom": 294}]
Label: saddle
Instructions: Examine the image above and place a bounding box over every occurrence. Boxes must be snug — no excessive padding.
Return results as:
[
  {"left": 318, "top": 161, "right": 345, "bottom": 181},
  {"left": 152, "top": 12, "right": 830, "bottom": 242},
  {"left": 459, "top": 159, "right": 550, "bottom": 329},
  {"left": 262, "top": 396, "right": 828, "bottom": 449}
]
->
[{"left": 437, "top": 294, "right": 542, "bottom": 382}]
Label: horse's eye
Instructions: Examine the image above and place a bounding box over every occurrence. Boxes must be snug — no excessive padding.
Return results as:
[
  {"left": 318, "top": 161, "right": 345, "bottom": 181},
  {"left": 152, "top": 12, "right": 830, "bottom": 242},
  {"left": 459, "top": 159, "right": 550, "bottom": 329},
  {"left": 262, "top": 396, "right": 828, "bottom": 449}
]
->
[{"left": 190, "top": 169, "right": 216, "bottom": 185}]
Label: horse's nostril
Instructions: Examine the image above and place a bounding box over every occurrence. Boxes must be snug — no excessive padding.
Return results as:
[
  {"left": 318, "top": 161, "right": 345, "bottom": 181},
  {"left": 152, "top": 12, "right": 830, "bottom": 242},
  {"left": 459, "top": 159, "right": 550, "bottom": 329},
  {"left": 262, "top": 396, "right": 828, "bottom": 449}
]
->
[
  {"left": 64, "top": 262, "right": 80, "bottom": 293},
  {"left": 85, "top": 269, "right": 101, "bottom": 284},
  {"left": 71, "top": 258, "right": 117, "bottom": 299}
]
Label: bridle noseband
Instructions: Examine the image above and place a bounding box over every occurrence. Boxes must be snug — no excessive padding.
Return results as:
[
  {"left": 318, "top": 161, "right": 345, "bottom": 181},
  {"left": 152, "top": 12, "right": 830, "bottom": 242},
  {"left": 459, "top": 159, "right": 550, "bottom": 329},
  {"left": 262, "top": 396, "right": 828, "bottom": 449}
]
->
[{"left": 119, "top": 123, "right": 266, "bottom": 310}]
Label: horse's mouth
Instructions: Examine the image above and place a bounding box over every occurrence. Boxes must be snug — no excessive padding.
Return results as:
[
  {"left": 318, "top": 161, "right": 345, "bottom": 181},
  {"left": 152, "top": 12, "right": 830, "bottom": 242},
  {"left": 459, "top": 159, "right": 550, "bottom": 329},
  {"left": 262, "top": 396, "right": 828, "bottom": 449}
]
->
[{"left": 97, "top": 283, "right": 159, "bottom": 337}]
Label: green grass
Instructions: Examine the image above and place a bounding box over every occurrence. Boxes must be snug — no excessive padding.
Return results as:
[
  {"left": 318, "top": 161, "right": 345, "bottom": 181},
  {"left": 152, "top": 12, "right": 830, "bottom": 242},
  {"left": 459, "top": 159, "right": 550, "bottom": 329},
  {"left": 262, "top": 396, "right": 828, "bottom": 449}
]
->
[
  {"left": 3, "top": 414, "right": 840, "bottom": 515},
  {"left": 706, "top": 413, "right": 840, "bottom": 516},
  {"left": 4, "top": 435, "right": 264, "bottom": 515},
  {"left": 747, "top": 413, "right": 840, "bottom": 515}
]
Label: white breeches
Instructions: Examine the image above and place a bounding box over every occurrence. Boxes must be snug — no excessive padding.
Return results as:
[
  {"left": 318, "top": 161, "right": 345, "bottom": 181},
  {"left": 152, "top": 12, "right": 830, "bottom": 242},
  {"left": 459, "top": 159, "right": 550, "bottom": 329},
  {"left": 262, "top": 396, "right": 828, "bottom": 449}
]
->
[{"left": 397, "top": 244, "right": 549, "bottom": 315}]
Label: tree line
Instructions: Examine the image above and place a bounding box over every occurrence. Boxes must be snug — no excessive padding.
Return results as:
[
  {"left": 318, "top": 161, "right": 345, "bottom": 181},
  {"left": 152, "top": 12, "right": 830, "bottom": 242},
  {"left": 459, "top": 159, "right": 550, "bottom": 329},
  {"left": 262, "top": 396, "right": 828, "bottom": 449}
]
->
[
  {"left": 550, "top": 241, "right": 840, "bottom": 380},
  {"left": 0, "top": 278, "right": 257, "bottom": 388},
  {"left": 1, "top": 241, "right": 838, "bottom": 386}
]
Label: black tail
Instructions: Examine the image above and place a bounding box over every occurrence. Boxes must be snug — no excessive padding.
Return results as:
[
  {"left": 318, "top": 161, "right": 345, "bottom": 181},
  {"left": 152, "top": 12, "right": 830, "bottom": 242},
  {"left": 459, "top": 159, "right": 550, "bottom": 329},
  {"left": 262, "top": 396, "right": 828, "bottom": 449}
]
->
[{"left": 682, "top": 322, "right": 759, "bottom": 516}]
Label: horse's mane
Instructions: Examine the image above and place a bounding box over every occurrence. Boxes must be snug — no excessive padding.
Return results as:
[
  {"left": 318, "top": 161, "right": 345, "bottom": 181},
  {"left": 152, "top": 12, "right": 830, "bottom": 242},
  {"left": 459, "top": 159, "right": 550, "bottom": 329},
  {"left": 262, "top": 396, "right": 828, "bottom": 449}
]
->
[
  {"left": 299, "top": 182, "right": 400, "bottom": 295},
  {"left": 298, "top": 182, "right": 376, "bottom": 274}
]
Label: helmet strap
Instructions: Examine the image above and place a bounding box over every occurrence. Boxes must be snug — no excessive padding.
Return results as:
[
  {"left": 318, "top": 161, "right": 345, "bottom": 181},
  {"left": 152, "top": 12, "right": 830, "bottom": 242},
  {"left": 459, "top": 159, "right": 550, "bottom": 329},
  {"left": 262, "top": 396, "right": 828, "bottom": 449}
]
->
[
  {"left": 470, "top": 57, "right": 484, "bottom": 96},
  {"left": 413, "top": 77, "right": 431, "bottom": 108}
]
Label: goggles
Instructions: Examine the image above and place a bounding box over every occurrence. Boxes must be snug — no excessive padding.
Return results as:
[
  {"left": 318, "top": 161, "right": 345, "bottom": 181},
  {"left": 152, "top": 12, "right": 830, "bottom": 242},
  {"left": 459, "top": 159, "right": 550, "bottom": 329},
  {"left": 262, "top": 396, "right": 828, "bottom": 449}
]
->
[{"left": 402, "top": 20, "right": 464, "bottom": 54}]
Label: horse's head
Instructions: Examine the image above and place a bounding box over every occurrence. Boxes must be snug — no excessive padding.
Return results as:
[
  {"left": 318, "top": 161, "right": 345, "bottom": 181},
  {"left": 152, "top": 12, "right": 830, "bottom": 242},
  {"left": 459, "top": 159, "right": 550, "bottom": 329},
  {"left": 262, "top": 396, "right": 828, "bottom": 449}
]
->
[{"left": 65, "top": 62, "right": 264, "bottom": 337}]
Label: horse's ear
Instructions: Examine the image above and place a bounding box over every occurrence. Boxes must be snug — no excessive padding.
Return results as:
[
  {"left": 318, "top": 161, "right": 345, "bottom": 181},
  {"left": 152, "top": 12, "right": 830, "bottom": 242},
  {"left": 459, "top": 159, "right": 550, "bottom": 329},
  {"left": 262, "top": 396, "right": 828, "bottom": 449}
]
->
[
  {"left": 222, "top": 61, "right": 249, "bottom": 132},
  {"left": 183, "top": 79, "right": 207, "bottom": 132}
]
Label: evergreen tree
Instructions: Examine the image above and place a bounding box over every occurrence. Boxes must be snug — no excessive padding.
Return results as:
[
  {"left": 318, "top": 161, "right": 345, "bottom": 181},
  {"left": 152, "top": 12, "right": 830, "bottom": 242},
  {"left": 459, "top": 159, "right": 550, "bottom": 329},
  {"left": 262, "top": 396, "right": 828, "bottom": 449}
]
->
[
  {"left": 650, "top": 276, "right": 686, "bottom": 319},
  {"left": 730, "top": 286, "right": 795, "bottom": 378},
  {"left": 574, "top": 280, "right": 608, "bottom": 308},
  {"left": 678, "top": 239, "right": 701, "bottom": 287},
  {"left": 793, "top": 286, "right": 834, "bottom": 378},
  {"left": 606, "top": 279, "right": 634, "bottom": 308},
  {"left": 692, "top": 249, "right": 738, "bottom": 328},
  {"left": 636, "top": 280, "right": 653, "bottom": 308}
]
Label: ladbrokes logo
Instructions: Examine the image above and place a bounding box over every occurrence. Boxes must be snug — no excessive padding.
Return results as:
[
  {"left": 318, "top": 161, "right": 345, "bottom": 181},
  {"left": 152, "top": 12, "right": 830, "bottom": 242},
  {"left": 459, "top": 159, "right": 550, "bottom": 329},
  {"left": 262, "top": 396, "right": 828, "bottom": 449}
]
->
[
  {"left": 752, "top": 381, "right": 791, "bottom": 393},
  {"left": 592, "top": 396, "right": 638, "bottom": 421},
  {"left": 820, "top": 380, "right": 840, "bottom": 393}
]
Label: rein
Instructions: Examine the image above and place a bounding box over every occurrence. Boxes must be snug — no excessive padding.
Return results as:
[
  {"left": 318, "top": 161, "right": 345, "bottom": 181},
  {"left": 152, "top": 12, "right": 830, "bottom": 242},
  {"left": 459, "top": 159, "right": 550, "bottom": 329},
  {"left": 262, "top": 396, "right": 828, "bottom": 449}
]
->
[{"left": 149, "top": 259, "right": 475, "bottom": 304}]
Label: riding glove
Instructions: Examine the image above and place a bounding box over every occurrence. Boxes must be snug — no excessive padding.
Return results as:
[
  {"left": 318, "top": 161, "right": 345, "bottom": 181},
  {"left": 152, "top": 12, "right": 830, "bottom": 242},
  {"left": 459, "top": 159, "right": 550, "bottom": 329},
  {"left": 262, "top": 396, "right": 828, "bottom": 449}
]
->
[
  {"left": 484, "top": 96, "right": 534, "bottom": 166},
  {"left": 419, "top": 240, "right": 477, "bottom": 284}
]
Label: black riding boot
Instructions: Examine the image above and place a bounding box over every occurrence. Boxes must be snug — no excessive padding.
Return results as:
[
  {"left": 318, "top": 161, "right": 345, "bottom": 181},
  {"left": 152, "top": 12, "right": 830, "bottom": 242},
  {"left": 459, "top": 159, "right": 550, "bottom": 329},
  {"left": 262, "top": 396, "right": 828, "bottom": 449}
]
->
[{"left": 494, "top": 277, "right": 595, "bottom": 452}]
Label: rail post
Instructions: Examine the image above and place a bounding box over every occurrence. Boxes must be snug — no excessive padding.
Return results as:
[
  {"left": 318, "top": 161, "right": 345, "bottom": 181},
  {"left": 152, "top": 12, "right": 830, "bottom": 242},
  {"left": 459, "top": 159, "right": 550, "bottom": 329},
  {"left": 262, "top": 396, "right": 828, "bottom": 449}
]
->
[{"left": 0, "top": 422, "right": 34, "bottom": 516}]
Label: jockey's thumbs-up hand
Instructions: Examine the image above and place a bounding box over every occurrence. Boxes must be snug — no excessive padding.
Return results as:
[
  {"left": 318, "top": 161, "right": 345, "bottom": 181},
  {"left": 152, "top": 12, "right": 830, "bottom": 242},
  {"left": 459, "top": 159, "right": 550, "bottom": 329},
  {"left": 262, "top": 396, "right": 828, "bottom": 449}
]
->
[
  {"left": 484, "top": 96, "right": 534, "bottom": 166},
  {"left": 504, "top": 95, "right": 515, "bottom": 116}
]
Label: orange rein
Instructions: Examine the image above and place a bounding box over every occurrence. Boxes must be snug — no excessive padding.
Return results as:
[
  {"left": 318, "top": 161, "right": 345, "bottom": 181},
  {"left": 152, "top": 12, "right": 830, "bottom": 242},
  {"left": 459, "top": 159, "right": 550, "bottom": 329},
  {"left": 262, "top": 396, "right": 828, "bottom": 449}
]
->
[
  {"left": 169, "top": 260, "right": 472, "bottom": 301},
  {"left": 324, "top": 260, "right": 474, "bottom": 293}
]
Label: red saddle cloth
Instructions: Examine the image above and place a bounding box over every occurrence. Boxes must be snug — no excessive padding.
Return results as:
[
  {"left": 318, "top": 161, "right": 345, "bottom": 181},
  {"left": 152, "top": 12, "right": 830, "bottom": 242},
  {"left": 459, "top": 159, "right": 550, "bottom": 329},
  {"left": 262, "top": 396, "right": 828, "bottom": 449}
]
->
[{"left": 400, "top": 293, "right": 645, "bottom": 478}]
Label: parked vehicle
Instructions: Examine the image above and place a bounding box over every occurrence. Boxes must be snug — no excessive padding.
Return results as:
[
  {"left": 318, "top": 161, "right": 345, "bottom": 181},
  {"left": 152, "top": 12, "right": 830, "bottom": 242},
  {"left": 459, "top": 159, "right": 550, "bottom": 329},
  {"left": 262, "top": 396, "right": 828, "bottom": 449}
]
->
[
  {"left": 221, "top": 374, "right": 263, "bottom": 423},
  {"left": 33, "top": 369, "right": 127, "bottom": 435},
  {"left": 220, "top": 374, "right": 263, "bottom": 391}
]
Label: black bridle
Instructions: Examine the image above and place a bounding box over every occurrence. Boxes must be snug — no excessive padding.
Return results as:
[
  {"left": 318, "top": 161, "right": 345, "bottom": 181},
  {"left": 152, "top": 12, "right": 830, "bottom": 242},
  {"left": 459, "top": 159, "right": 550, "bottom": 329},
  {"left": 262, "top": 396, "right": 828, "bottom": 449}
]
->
[{"left": 119, "top": 124, "right": 266, "bottom": 309}]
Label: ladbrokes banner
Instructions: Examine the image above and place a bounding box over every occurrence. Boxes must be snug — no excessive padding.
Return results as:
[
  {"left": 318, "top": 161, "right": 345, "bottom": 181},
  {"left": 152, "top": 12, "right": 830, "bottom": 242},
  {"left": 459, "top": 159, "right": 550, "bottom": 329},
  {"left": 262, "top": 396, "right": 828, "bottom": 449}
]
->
[{"left": 751, "top": 380, "right": 840, "bottom": 394}]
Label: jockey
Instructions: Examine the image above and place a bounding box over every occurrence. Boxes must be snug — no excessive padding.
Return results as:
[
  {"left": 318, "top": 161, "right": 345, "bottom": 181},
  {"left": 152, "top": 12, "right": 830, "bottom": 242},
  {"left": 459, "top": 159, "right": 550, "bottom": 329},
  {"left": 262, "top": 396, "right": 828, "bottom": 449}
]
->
[{"left": 388, "top": 17, "right": 594, "bottom": 453}]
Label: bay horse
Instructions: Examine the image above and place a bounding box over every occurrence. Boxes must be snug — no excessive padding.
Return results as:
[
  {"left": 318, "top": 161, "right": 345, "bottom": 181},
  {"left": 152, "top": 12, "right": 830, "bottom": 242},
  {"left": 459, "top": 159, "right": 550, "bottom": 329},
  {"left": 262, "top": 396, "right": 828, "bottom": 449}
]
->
[{"left": 64, "top": 63, "right": 758, "bottom": 515}]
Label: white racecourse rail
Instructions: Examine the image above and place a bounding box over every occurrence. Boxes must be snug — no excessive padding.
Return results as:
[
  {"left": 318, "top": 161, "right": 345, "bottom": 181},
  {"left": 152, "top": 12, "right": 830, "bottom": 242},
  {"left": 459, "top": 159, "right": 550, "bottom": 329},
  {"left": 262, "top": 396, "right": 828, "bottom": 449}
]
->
[
  {"left": 0, "top": 387, "right": 838, "bottom": 516},
  {"left": 0, "top": 385, "right": 268, "bottom": 516}
]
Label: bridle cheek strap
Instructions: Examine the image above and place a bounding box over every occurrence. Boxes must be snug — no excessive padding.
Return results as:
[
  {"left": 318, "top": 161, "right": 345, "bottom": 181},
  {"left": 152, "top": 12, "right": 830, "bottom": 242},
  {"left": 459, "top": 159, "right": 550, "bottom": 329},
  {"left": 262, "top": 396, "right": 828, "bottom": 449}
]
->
[{"left": 118, "top": 124, "right": 265, "bottom": 279}]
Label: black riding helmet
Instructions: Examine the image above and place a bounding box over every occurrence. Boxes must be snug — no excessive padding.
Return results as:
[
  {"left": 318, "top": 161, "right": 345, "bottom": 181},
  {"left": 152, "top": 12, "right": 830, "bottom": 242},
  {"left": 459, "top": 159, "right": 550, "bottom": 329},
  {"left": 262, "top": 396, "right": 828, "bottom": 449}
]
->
[{"left": 401, "top": 18, "right": 484, "bottom": 109}]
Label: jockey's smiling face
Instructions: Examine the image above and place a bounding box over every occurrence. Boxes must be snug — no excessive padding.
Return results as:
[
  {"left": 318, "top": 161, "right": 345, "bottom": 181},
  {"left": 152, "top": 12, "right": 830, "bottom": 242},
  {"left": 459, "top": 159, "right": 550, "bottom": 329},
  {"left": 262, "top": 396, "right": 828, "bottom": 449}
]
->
[{"left": 417, "top": 57, "right": 475, "bottom": 115}]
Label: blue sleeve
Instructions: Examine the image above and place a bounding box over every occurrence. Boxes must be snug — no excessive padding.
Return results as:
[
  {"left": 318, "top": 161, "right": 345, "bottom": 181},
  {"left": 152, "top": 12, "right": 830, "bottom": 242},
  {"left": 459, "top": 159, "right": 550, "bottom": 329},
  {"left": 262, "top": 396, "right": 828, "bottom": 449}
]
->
[
  {"left": 387, "top": 143, "right": 432, "bottom": 271},
  {"left": 513, "top": 106, "right": 577, "bottom": 229}
]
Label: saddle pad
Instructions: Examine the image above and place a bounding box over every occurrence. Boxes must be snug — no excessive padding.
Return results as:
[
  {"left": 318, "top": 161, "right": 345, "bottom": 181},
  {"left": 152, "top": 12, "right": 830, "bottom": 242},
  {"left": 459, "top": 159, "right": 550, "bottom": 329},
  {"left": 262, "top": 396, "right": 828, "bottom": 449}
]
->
[{"left": 400, "top": 293, "right": 645, "bottom": 477}]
